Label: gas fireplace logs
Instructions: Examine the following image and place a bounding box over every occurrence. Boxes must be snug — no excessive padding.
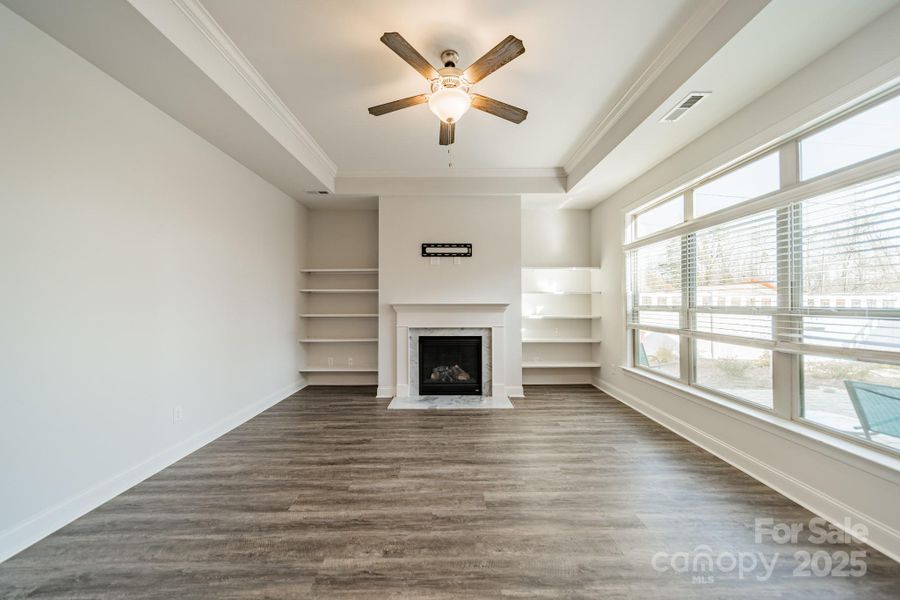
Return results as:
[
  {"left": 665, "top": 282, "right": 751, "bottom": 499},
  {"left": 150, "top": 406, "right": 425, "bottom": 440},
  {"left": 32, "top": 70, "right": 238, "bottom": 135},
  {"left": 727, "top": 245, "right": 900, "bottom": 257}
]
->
[{"left": 429, "top": 364, "right": 472, "bottom": 382}]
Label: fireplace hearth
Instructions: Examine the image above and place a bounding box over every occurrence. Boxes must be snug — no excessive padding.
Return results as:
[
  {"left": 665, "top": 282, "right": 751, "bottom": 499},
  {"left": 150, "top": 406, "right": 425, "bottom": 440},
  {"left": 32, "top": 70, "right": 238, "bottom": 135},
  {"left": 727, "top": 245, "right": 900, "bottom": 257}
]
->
[{"left": 418, "top": 336, "right": 482, "bottom": 395}]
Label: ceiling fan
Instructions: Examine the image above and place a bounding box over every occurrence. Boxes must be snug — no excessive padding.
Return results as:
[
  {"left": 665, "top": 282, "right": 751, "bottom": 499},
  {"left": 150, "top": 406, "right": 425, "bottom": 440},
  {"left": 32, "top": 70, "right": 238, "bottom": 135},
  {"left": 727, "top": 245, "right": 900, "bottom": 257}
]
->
[{"left": 368, "top": 32, "right": 528, "bottom": 145}]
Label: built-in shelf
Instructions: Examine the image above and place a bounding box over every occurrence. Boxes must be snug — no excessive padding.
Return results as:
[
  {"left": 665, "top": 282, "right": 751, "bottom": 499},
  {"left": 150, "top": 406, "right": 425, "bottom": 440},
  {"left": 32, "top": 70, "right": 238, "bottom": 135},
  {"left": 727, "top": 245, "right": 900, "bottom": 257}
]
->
[
  {"left": 523, "top": 314, "right": 601, "bottom": 320},
  {"left": 300, "top": 268, "right": 378, "bottom": 274},
  {"left": 300, "top": 313, "right": 378, "bottom": 318},
  {"left": 521, "top": 264, "right": 602, "bottom": 383},
  {"left": 300, "top": 218, "right": 379, "bottom": 385},
  {"left": 299, "top": 289, "right": 378, "bottom": 293},
  {"left": 299, "top": 366, "right": 378, "bottom": 372},
  {"left": 523, "top": 338, "right": 602, "bottom": 344},
  {"left": 299, "top": 338, "right": 377, "bottom": 343},
  {"left": 522, "top": 361, "right": 602, "bottom": 368}
]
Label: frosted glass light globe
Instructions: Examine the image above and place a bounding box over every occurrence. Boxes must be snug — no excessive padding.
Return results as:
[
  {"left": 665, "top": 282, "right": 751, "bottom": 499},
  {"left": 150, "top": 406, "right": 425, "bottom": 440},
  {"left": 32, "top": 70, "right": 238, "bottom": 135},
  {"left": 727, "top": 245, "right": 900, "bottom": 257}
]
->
[{"left": 428, "top": 87, "right": 472, "bottom": 124}]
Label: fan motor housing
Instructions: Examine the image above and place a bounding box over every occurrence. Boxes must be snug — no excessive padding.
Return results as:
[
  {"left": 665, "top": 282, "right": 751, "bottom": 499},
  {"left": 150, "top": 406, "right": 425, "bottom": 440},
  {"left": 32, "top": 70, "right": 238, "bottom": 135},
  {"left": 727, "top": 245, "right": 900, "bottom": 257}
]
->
[
  {"left": 432, "top": 67, "right": 469, "bottom": 94},
  {"left": 440, "top": 49, "right": 460, "bottom": 67}
]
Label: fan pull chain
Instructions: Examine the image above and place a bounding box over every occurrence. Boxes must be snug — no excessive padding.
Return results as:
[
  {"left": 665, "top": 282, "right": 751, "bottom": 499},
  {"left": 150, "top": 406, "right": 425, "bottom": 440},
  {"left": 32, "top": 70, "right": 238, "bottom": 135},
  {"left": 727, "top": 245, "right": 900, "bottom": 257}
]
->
[{"left": 448, "top": 145, "right": 453, "bottom": 168}]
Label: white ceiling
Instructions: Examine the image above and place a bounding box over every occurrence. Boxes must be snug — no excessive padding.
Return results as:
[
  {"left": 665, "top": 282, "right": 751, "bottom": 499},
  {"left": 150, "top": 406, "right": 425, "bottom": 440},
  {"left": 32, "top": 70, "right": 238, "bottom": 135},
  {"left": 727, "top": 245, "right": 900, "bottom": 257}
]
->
[
  {"left": 202, "top": 0, "right": 698, "bottom": 174},
  {"left": 565, "top": 0, "right": 900, "bottom": 207},
  {"left": 6, "top": 0, "right": 899, "bottom": 209},
  {"left": 0, "top": 0, "right": 328, "bottom": 197}
]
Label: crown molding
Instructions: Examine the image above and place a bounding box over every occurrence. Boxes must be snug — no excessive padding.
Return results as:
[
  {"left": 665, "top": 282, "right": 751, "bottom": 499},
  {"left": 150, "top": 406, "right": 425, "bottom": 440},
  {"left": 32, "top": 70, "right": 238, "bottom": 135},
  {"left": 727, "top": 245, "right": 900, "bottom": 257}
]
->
[
  {"left": 335, "top": 173, "right": 565, "bottom": 196},
  {"left": 338, "top": 167, "right": 565, "bottom": 179},
  {"left": 562, "top": 0, "right": 727, "bottom": 174},
  {"left": 128, "top": 0, "right": 337, "bottom": 189}
]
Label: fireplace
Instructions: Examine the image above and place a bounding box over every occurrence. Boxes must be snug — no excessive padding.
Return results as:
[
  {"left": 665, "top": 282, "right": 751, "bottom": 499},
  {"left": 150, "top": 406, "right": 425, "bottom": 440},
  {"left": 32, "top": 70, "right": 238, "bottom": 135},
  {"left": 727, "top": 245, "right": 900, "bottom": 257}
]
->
[{"left": 418, "top": 336, "right": 482, "bottom": 395}]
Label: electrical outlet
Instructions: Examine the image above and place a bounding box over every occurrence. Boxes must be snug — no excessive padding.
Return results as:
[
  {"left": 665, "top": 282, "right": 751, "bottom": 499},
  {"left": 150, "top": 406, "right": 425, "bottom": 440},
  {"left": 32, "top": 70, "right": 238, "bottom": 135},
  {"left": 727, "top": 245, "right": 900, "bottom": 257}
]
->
[
  {"left": 430, "top": 257, "right": 440, "bottom": 265},
  {"left": 453, "top": 257, "right": 461, "bottom": 265},
  {"left": 328, "top": 357, "right": 334, "bottom": 366},
  {"left": 348, "top": 357, "right": 354, "bottom": 366},
  {"left": 173, "top": 405, "right": 183, "bottom": 423}
]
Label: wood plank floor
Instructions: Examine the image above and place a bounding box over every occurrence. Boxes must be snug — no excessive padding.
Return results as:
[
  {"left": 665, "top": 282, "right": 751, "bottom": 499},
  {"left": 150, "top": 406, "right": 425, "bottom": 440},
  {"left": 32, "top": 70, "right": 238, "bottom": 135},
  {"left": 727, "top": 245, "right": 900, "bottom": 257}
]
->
[{"left": 1, "top": 385, "right": 898, "bottom": 598}]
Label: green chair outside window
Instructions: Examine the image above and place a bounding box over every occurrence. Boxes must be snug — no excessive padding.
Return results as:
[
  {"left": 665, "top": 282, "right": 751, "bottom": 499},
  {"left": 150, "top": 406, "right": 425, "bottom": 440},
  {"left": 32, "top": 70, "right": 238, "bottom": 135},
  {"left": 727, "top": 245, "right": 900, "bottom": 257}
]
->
[{"left": 844, "top": 380, "right": 900, "bottom": 441}]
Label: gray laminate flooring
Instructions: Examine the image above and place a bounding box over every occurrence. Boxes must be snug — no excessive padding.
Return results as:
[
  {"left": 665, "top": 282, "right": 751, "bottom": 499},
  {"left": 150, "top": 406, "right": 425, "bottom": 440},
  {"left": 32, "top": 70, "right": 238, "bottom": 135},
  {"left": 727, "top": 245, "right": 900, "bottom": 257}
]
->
[{"left": 1, "top": 385, "right": 898, "bottom": 599}]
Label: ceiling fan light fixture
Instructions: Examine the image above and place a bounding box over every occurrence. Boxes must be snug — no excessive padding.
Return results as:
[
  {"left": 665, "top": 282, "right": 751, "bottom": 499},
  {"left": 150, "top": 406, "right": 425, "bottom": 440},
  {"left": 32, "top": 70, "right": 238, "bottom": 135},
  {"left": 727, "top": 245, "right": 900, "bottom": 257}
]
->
[
  {"left": 369, "top": 34, "right": 527, "bottom": 144},
  {"left": 428, "top": 86, "right": 471, "bottom": 124}
]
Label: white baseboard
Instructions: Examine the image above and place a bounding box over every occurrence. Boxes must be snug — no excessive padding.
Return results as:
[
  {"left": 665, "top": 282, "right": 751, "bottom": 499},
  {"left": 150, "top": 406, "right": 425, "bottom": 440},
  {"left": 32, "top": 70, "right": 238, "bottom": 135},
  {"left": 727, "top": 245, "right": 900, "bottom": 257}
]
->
[
  {"left": 0, "top": 378, "right": 306, "bottom": 564},
  {"left": 592, "top": 378, "right": 900, "bottom": 563},
  {"left": 376, "top": 386, "right": 395, "bottom": 399},
  {"left": 505, "top": 385, "right": 525, "bottom": 398}
]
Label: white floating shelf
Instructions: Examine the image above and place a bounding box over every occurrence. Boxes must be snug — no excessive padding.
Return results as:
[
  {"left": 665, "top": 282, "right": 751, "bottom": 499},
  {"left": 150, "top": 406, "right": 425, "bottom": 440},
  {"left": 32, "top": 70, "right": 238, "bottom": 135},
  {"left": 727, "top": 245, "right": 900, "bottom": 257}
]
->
[
  {"left": 523, "top": 338, "right": 602, "bottom": 344},
  {"left": 300, "top": 313, "right": 378, "bottom": 318},
  {"left": 522, "top": 291, "right": 600, "bottom": 296},
  {"left": 300, "top": 268, "right": 378, "bottom": 273},
  {"left": 299, "top": 338, "right": 378, "bottom": 343},
  {"left": 299, "top": 366, "right": 378, "bottom": 372},
  {"left": 523, "top": 314, "right": 601, "bottom": 320},
  {"left": 299, "top": 289, "right": 378, "bottom": 293},
  {"left": 522, "top": 361, "right": 602, "bottom": 368}
]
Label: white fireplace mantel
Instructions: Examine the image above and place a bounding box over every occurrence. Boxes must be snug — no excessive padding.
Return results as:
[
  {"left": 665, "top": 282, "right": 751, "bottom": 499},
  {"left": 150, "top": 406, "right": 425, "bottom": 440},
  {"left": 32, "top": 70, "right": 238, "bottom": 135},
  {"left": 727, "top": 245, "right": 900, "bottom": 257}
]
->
[{"left": 392, "top": 303, "right": 509, "bottom": 399}]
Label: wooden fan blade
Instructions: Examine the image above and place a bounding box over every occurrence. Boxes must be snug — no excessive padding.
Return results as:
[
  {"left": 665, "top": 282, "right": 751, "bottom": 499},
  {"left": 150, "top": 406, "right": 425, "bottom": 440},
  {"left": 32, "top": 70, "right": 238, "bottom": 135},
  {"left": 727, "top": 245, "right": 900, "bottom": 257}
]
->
[
  {"left": 471, "top": 94, "right": 528, "bottom": 124},
  {"left": 439, "top": 121, "right": 456, "bottom": 146},
  {"left": 463, "top": 35, "right": 525, "bottom": 84},
  {"left": 380, "top": 32, "right": 439, "bottom": 80},
  {"left": 368, "top": 94, "right": 428, "bottom": 116}
]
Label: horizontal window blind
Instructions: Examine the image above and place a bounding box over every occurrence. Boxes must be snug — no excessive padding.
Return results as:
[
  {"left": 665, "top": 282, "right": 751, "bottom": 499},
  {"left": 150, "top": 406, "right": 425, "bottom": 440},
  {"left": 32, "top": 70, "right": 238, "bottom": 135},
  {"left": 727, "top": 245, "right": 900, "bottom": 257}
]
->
[
  {"left": 628, "top": 173, "right": 900, "bottom": 360},
  {"left": 691, "top": 210, "right": 779, "bottom": 341},
  {"left": 628, "top": 237, "right": 682, "bottom": 334},
  {"left": 784, "top": 174, "right": 900, "bottom": 355}
]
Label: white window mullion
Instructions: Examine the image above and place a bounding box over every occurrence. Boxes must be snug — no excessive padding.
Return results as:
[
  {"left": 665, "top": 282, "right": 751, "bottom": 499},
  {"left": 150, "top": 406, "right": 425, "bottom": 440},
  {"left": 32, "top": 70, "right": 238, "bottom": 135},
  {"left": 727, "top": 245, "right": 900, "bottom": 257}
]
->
[
  {"left": 788, "top": 202, "right": 803, "bottom": 421},
  {"left": 774, "top": 141, "right": 800, "bottom": 420},
  {"left": 680, "top": 232, "right": 696, "bottom": 383},
  {"left": 682, "top": 188, "right": 695, "bottom": 385}
]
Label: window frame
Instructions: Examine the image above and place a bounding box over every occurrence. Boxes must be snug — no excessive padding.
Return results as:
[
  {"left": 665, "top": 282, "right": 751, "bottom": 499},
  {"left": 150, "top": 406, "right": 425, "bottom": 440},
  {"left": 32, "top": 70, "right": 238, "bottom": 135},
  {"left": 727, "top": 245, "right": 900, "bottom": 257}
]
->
[
  {"left": 798, "top": 89, "right": 900, "bottom": 181},
  {"left": 691, "top": 151, "right": 782, "bottom": 218},
  {"left": 623, "top": 86, "right": 900, "bottom": 457},
  {"left": 629, "top": 193, "right": 685, "bottom": 242}
]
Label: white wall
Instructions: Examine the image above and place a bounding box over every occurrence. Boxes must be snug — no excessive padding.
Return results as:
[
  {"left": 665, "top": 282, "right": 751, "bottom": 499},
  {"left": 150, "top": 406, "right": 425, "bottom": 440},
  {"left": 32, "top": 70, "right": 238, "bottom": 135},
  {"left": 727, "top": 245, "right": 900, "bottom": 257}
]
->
[
  {"left": 0, "top": 6, "right": 305, "bottom": 561},
  {"left": 591, "top": 8, "right": 900, "bottom": 560},
  {"left": 306, "top": 209, "right": 378, "bottom": 269},
  {"left": 377, "top": 196, "right": 523, "bottom": 397},
  {"left": 521, "top": 208, "right": 591, "bottom": 268}
]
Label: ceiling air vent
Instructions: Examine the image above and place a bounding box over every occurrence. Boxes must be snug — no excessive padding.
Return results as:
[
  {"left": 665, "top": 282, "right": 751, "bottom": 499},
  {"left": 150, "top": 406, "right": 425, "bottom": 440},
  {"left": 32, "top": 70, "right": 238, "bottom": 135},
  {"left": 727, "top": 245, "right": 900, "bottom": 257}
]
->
[{"left": 661, "top": 92, "right": 711, "bottom": 123}]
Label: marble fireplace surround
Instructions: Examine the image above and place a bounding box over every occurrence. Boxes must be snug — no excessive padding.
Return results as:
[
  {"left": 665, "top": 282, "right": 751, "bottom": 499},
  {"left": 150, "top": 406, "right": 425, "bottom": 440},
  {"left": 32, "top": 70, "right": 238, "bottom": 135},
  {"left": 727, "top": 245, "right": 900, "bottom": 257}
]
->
[{"left": 392, "top": 303, "right": 509, "bottom": 399}]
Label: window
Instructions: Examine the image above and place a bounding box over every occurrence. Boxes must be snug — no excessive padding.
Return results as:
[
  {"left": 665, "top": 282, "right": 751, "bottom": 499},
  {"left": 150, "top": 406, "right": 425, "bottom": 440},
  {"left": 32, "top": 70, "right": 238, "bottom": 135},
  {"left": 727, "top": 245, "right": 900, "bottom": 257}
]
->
[
  {"left": 625, "top": 88, "right": 900, "bottom": 455},
  {"left": 692, "top": 210, "right": 778, "bottom": 341},
  {"left": 800, "top": 175, "right": 900, "bottom": 321},
  {"left": 801, "top": 94, "right": 900, "bottom": 180},
  {"left": 693, "top": 153, "right": 780, "bottom": 217},
  {"left": 630, "top": 237, "right": 682, "bottom": 379},
  {"left": 636, "top": 330, "right": 680, "bottom": 379},
  {"left": 803, "top": 356, "right": 900, "bottom": 452},
  {"left": 634, "top": 195, "right": 684, "bottom": 239},
  {"left": 632, "top": 238, "right": 682, "bottom": 308},
  {"left": 695, "top": 340, "right": 773, "bottom": 407}
]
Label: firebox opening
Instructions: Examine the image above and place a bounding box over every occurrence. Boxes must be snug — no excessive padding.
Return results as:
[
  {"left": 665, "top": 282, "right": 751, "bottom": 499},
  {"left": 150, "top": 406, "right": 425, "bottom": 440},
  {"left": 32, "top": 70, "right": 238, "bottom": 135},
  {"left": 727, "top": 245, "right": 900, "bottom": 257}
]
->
[{"left": 418, "top": 336, "right": 482, "bottom": 395}]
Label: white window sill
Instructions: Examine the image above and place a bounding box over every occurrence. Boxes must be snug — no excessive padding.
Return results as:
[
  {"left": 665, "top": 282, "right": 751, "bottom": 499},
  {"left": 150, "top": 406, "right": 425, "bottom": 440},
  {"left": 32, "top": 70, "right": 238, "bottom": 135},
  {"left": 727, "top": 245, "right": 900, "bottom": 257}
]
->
[{"left": 617, "top": 365, "right": 900, "bottom": 483}]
